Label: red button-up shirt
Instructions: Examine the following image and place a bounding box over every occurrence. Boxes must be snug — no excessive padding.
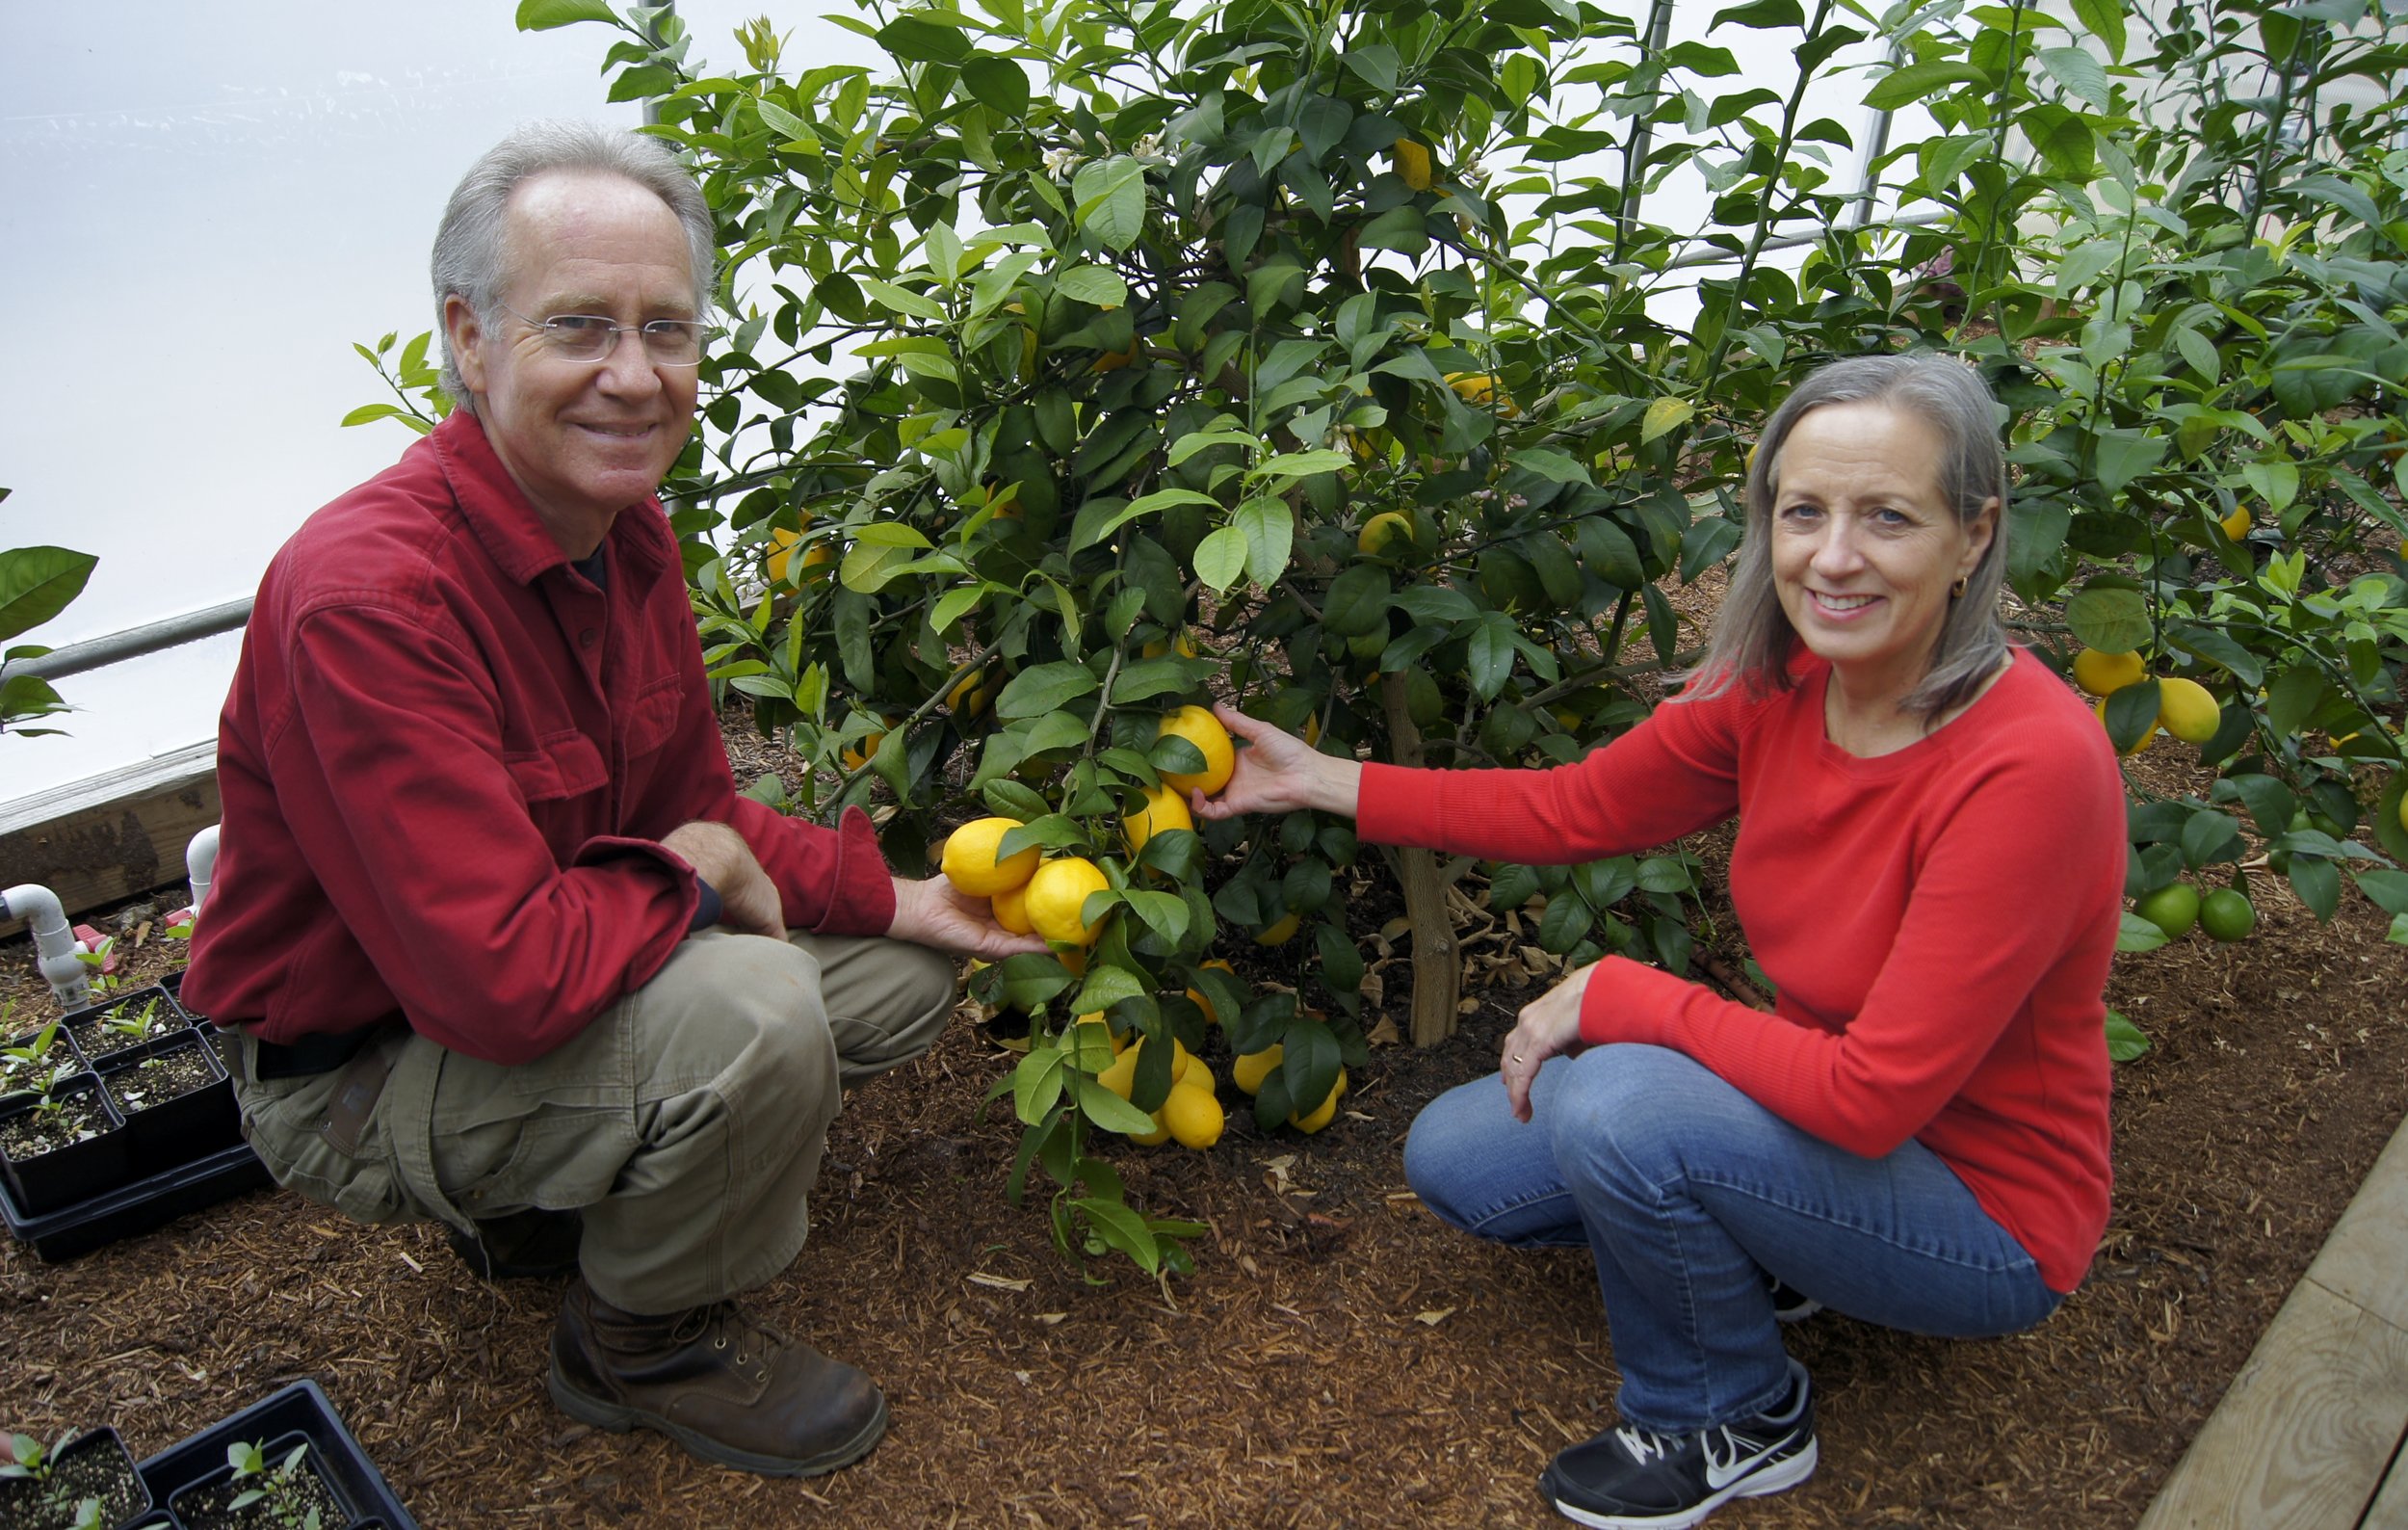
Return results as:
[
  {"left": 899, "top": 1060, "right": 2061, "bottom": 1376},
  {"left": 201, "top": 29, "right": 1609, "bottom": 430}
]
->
[{"left": 186, "top": 411, "right": 895, "bottom": 1065}]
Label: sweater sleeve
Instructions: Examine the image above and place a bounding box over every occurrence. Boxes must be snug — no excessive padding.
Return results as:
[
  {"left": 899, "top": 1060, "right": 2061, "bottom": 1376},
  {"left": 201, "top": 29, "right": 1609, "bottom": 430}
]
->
[
  {"left": 1354, "top": 684, "right": 1761, "bottom": 863},
  {"left": 1576, "top": 745, "right": 2123, "bottom": 1157}
]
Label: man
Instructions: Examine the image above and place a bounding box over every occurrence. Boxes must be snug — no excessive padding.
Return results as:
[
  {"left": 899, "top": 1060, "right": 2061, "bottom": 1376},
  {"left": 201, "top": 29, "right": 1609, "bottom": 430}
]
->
[{"left": 186, "top": 121, "right": 1035, "bottom": 1479}]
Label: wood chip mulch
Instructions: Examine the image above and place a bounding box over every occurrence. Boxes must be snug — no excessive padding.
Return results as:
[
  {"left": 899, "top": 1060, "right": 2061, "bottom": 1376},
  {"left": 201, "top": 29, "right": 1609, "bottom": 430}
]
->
[{"left": 5, "top": 722, "right": 2406, "bottom": 1528}]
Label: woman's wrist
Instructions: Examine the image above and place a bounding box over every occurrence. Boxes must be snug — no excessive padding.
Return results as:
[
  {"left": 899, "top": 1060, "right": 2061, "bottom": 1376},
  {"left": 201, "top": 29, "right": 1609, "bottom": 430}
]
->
[{"left": 1313, "top": 754, "right": 1365, "bottom": 818}]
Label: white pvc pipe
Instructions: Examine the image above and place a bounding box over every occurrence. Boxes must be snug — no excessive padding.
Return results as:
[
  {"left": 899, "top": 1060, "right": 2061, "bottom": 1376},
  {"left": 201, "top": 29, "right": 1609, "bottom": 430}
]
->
[
  {"left": 186, "top": 824, "right": 221, "bottom": 914},
  {"left": 0, "top": 884, "right": 92, "bottom": 1010}
]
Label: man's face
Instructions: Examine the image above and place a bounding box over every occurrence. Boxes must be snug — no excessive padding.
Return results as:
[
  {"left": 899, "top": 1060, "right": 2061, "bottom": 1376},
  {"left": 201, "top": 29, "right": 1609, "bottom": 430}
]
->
[{"left": 446, "top": 171, "right": 699, "bottom": 554}]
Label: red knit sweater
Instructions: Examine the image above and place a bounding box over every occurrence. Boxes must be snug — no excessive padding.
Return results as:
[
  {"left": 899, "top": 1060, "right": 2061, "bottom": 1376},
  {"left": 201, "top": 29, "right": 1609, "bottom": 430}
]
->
[{"left": 1357, "top": 647, "right": 2125, "bottom": 1292}]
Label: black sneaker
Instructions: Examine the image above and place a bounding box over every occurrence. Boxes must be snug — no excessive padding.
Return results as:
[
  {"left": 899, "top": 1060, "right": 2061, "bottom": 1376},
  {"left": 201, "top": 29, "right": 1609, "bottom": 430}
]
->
[
  {"left": 1767, "top": 1274, "right": 1822, "bottom": 1324},
  {"left": 1540, "top": 1360, "right": 1818, "bottom": 1529}
]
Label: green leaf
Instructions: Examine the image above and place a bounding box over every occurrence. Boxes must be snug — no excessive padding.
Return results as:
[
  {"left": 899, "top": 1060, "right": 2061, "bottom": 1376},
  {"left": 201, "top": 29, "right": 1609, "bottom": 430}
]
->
[
  {"left": 1071, "top": 1195, "right": 1162, "bottom": 1272},
  {"left": 2290, "top": 855, "right": 2342, "bottom": 921},
  {"left": 857, "top": 277, "right": 947, "bottom": 321},
  {"left": 2064, "top": 584, "right": 2150, "bottom": 653},
  {"left": 1054, "top": 264, "right": 1129, "bottom": 309},
  {"left": 2264, "top": 665, "right": 2328, "bottom": 739},
  {"left": 2105, "top": 1010, "right": 2150, "bottom": 1063},
  {"left": 1234, "top": 497, "right": 1294, "bottom": 588},
  {"left": 993, "top": 661, "right": 1101, "bottom": 719},
  {"left": 1122, "top": 889, "right": 1191, "bottom": 945},
  {"left": 1071, "top": 157, "right": 1147, "bottom": 252},
  {"left": 1192, "top": 526, "right": 1248, "bottom": 593},
  {"left": 983, "top": 779, "right": 1051, "bottom": 821},
  {"left": 2091, "top": 429, "right": 2166, "bottom": 497},
  {"left": 1711, "top": 0, "right": 1804, "bottom": 25},
  {"left": 1072, "top": 961, "right": 1147, "bottom": 1015},
  {"left": 1071, "top": 1073, "right": 1160, "bottom": 1136},
  {"left": 1355, "top": 205, "right": 1428, "bottom": 254},
  {"left": 2036, "top": 46, "right": 2110, "bottom": 107},
  {"left": 754, "top": 97, "right": 815, "bottom": 143},
  {"left": 2067, "top": 0, "right": 2126, "bottom": 61},
  {"left": 1866, "top": 61, "right": 1989, "bottom": 111},
  {"left": 1465, "top": 612, "right": 1518, "bottom": 699},
  {"left": 1009, "top": 1047, "right": 1066, "bottom": 1125},
  {"left": 960, "top": 55, "right": 1031, "bottom": 114},
  {"left": 1640, "top": 397, "right": 1694, "bottom": 444},
  {"left": 515, "top": 0, "right": 619, "bottom": 30},
  {"left": 0, "top": 547, "right": 98, "bottom": 645},
  {"left": 877, "top": 14, "right": 973, "bottom": 63},
  {"left": 2115, "top": 911, "right": 2168, "bottom": 953}
]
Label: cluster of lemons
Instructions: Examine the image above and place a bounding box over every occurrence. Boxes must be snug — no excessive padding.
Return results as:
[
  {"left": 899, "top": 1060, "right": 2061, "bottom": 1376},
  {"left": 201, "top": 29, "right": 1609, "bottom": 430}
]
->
[
  {"left": 938, "top": 704, "right": 1348, "bottom": 1148},
  {"left": 2071, "top": 647, "right": 2223, "bottom": 755}
]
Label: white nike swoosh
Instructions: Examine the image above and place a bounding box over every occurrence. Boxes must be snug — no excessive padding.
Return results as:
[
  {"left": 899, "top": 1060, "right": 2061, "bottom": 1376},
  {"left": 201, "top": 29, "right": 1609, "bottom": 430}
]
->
[{"left": 1704, "top": 1431, "right": 1799, "bottom": 1490}]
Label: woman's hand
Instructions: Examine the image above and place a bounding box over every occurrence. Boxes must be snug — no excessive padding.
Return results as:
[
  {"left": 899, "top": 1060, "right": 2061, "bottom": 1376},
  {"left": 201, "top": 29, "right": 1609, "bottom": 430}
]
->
[
  {"left": 1500, "top": 961, "right": 1599, "bottom": 1121},
  {"left": 887, "top": 877, "right": 1050, "bottom": 960},
  {"left": 1191, "top": 701, "right": 1363, "bottom": 821}
]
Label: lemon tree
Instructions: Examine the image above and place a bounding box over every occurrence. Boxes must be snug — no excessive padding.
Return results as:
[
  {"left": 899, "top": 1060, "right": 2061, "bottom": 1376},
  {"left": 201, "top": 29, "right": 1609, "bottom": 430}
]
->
[{"left": 481, "top": 0, "right": 2408, "bottom": 1267}]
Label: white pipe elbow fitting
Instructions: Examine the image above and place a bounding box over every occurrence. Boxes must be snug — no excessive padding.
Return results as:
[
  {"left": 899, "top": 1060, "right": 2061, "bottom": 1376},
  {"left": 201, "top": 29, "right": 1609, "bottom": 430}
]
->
[
  {"left": 187, "top": 824, "right": 222, "bottom": 914},
  {"left": 1, "top": 884, "right": 92, "bottom": 1011}
]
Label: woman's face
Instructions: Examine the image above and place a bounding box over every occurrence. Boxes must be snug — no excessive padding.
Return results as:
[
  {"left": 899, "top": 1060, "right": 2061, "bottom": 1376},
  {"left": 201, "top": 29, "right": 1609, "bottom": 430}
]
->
[{"left": 1768, "top": 401, "right": 1996, "bottom": 699}]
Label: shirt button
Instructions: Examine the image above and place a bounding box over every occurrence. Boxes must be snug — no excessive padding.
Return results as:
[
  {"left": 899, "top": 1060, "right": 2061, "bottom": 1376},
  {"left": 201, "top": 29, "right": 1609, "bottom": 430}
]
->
[{"left": 579, "top": 629, "right": 597, "bottom": 649}]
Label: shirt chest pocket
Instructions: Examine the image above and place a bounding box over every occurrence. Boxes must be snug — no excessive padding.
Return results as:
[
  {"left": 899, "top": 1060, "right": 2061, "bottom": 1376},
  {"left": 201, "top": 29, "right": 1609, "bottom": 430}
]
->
[
  {"left": 624, "top": 675, "right": 683, "bottom": 760},
  {"left": 502, "top": 729, "right": 609, "bottom": 805}
]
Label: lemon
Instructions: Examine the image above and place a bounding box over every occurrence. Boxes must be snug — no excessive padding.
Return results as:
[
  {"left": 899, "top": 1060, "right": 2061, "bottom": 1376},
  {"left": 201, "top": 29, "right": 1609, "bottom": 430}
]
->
[
  {"left": 801, "top": 543, "right": 835, "bottom": 572},
  {"left": 992, "top": 880, "right": 1034, "bottom": 935},
  {"left": 1068, "top": 1012, "right": 1122, "bottom": 1060},
  {"left": 1301, "top": 714, "right": 1322, "bottom": 749},
  {"left": 2397, "top": 789, "right": 2408, "bottom": 837},
  {"left": 1129, "top": 1034, "right": 1194, "bottom": 1086},
  {"left": 1289, "top": 1067, "right": 1348, "bottom": 1133},
  {"left": 940, "top": 817, "right": 1041, "bottom": 897},
  {"left": 1091, "top": 337, "right": 1144, "bottom": 374},
  {"left": 2135, "top": 883, "right": 2200, "bottom": 939},
  {"left": 1123, "top": 781, "right": 1193, "bottom": 854},
  {"left": 1129, "top": 1108, "right": 1172, "bottom": 1146},
  {"left": 2219, "top": 506, "right": 2251, "bottom": 541},
  {"left": 1444, "top": 372, "right": 1519, "bottom": 418},
  {"left": 767, "top": 527, "right": 802, "bottom": 585},
  {"left": 841, "top": 722, "right": 888, "bottom": 773},
  {"left": 1254, "top": 911, "right": 1302, "bottom": 946},
  {"left": 1139, "top": 631, "right": 1200, "bottom": 659},
  {"left": 1163, "top": 1083, "right": 1225, "bottom": 1148},
  {"left": 2072, "top": 647, "right": 2146, "bottom": 697},
  {"left": 1156, "top": 705, "right": 1236, "bottom": 797},
  {"left": 1183, "top": 1056, "right": 1217, "bottom": 1094},
  {"left": 1392, "top": 138, "right": 1433, "bottom": 192},
  {"left": 948, "top": 669, "right": 990, "bottom": 718},
  {"left": 2157, "top": 676, "right": 2221, "bottom": 745},
  {"left": 1357, "top": 511, "right": 1415, "bottom": 557},
  {"left": 1025, "top": 857, "right": 1111, "bottom": 946},
  {"left": 2198, "top": 888, "right": 2256, "bottom": 942},
  {"left": 1096, "top": 1046, "right": 1141, "bottom": 1100},
  {"left": 2094, "top": 696, "right": 2157, "bottom": 756},
  {"left": 1233, "top": 1043, "right": 1283, "bottom": 1095},
  {"left": 1186, "top": 959, "right": 1237, "bottom": 1026}
]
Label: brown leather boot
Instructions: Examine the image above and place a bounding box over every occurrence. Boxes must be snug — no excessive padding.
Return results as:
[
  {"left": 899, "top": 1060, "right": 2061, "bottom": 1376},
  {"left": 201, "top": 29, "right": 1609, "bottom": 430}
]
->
[{"left": 547, "top": 1277, "right": 888, "bottom": 1476}]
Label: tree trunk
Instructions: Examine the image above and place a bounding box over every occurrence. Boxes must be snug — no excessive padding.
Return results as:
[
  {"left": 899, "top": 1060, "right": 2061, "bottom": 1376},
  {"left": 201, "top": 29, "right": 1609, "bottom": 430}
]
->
[{"left": 1378, "top": 677, "right": 1461, "bottom": 1046}]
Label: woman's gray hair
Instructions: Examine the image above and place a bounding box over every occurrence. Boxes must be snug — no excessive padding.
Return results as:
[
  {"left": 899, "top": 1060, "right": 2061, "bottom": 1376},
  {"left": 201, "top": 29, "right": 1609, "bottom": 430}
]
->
[
  {"left": 431, "top": 120, "right": 717, "bottom": 409},
  {"left": 1679, "top": 353, "right": 2011, "bottom": 722}
]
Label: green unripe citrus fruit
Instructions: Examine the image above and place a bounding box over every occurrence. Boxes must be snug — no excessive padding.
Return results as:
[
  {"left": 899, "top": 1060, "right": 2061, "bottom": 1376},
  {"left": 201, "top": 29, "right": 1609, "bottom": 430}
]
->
[
  {"left": 2198, "top": 888, "right": 2256, "bottom": 942},
  {"left": 2135, "top": 883, "right": 2200, "bottom": 939}
]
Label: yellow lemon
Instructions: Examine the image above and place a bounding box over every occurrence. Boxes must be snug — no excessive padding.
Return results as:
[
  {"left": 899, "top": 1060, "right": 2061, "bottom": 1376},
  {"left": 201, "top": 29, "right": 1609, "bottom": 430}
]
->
[
  {"left": 1357, "top": 511, "right": 1415, "bottom": 557},
  {"left": 1301, "top": 713, "right": 1322, "bottom": 749},
  {"left": 1096, "top": 1046, "right": 1141, "bottom": 1100},
  {"left": 1392, "top": 138, "right": 1433, "bottom": 192},
  {"left": 948, "top": 669, "right": 990, "bottom": 718},
  {"left": 1025, "top": 857, "right": 1111, "bottom": 946},
  {"left": 766, "top": 527, "right": 803, "bottom": 585},
  {"left": 1123, "top": 781, "right": 1193, "bottom": 854},
  {"left": 2219, "top": 506, "right": 2251, "bottom": 541},
  {"left": 1254, "top": 911, "right": 1301, "bottom": 947},
  {"left": 2094, "top": 696, "right": 2157, "bottom": 756},
  {"left": 2396, "top": 788, "right": 2407, "bottom": 837},
  {"left": 1444, "top": 372, "right": 1520, "bottom": 419},
  {"left": 1129, "top": 1034, "right": 1194, "bottom": 1086},
  {"left": 1163, "top": 1083, "right": 1225, "bottom": 1148},
  {"left": 1129, "top": 1108, "right": 1171, "bottom": 1146},
  {"left": 840, "top": 722, "right": 887, "bottom": 773},
  {"left": 800, "top": 543, "right": 835, "bottom": 573},
  {"left": 1186, "top": 959, "right": 1237, "bottom": 1026},
  {"left": 1156, "top": 705, "right": 1236, "bottom": 796},
  {"left": 992, "top": 880, "right": 1034, "bottom": 935},
  {"left": 1233, "top": 1042, "right": 1283, "bottom": 1096},
  {"left": 2157, "top": 676, "right": 2221, "bottom": 745},
  {"left": 1090, "top": 337, "right": 1144, "bottom": 373},
  {"left": 1139, "top": 631, "right": 1200, "bottom": 660},
  {"left": 2071, "top": 647, "right": 2146, "bottom": 697},
  {"left": 940, "top": 817, "right": 1041, "bottom": 897},
  {"left": 1289, "top": 1067, "right": 1348, "bottom": 1133}
]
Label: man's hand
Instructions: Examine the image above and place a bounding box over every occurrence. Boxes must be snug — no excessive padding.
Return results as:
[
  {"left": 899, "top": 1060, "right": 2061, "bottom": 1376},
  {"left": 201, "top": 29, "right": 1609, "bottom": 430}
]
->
[
  {"left": 1191, "top": 700, "right": 1363, "bottom": 822},
  {"left": 887, "top": 877, "right": 1050, "bottom": 960},
  {"left": 660, "top": 821, "right": 783, "bottom": 938},
  {"left": 1500, "top": 962, "right": 1598, "bottom": 1121}
]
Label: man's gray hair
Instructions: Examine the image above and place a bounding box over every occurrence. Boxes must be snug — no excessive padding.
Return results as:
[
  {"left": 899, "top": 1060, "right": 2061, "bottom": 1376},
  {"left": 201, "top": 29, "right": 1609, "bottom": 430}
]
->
[
  {"left": 431, "top": 120, "right": 717, "bottom": 408},
  {"left": 1679, "top": 353, "right": 2011, "bottom": 722}
]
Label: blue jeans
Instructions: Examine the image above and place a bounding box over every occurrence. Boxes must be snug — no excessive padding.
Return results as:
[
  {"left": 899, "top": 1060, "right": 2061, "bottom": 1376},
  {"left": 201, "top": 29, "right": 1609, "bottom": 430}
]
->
[{"left": 1402, "top": 1044, "right": 2062, "bottom": 1433}]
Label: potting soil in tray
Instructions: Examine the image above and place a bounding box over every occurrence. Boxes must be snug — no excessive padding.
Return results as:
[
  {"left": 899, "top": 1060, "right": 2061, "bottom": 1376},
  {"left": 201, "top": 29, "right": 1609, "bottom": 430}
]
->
[
  {"left": 72, "top": 989, "right": 192, "bottom": 1061},
  {"left": 0, "top": 1427, "right": 153, "bottom": 1530},
  {"left": 170, "top": 1434, "right": 349, "bottom": 1530},
  {"left": 102, "top": 1042, "right": 219, "bottom": 1114},
  {"left": 139, "top": 1381, "right": 418, "bottom": 1530},
  {"left": 0, "top": 1086, "right": 115, "bottom": 1161}
]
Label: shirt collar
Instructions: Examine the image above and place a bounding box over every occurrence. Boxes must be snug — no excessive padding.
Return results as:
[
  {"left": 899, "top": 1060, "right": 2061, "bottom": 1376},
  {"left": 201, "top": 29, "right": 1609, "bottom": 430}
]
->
[{"left": 429, "top": 409, "right": 673, "bottom": 589}]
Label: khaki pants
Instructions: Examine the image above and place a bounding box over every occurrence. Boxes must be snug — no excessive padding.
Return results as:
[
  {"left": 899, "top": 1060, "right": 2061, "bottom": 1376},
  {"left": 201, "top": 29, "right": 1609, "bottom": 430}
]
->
[{"left": 229, "top": 930, "right": 958, "bottom": 1312}]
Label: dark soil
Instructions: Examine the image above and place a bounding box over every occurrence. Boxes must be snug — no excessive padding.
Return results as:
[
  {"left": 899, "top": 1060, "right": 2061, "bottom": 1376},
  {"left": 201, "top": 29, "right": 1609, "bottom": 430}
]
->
[
  {"left": 103, "top": 1040, "right": 217, "bottom": 1115},
  {"left": 75, "top": 991, "right": 186, "bottom": 1060},
  {"left": 0, "top": 1084, "right": 112, "bottom": 1165},
  {"left": 0, "top": 1427, "right": 149, "bottom": 1530},
  {"left": 4, "top": 709, "right": 2406, "bottom": 1528}
]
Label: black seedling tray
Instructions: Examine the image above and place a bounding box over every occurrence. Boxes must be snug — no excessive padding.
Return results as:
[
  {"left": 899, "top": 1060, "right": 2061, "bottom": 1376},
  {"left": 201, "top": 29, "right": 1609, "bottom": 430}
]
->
[
  {"left": 0, "top": 1141, "right": 272, "bottom": 1261},
  {"left": 138, "top": 1380, "right": 417, "bottom": 1530}
]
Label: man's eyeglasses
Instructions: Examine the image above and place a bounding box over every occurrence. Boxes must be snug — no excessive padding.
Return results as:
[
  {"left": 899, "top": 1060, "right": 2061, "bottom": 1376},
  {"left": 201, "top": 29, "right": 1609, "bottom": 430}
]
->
[{"left": 499, "top": 303, "right": 712, "bottom": 367}]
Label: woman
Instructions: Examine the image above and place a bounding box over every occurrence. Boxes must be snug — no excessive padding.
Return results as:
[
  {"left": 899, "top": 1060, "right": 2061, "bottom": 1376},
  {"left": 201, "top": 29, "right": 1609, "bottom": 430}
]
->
[{"left": 1197, "top": 355, "right": 2125, "bottom": 1529}]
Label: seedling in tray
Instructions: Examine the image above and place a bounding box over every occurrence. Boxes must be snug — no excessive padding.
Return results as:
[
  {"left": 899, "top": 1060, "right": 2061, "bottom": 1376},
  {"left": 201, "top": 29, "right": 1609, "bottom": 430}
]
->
[
  {"left": 1, "top": 1021, "right": 68, "bottom": 1101},
  {"left": 86, "top": 996, "right": 181, "bottom": 1059},
  {"left": 176, "top": 1438, "right": 345, "bottom": 1530},
  {"left": 0, "top": 1427, "right": 153, "bottom": 1530},
  {"left": 9, "top": 1069, "right": 98, "bottom": 1145},
  {"left": 108, "top": 1044, "right": 218, "bottom": 1114}
]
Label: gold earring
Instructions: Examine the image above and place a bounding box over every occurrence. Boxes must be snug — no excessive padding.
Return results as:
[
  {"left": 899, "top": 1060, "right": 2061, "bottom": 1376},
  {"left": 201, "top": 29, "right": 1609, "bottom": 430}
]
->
[{"left": 1950, "top": 575, "right": 1969, "bottom": 598}]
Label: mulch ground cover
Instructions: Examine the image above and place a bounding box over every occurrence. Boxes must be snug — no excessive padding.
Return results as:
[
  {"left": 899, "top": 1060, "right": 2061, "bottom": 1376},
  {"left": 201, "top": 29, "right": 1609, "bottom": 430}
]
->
[{"left": 5, "top": 720, "right": 2406, "bottom": 1528}]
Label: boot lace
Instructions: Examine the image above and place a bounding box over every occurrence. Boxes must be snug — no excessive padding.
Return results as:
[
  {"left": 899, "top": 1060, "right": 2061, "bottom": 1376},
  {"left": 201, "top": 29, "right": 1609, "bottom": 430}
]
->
[{"left": 673, "top": 1301, "right": 786, "bottom": 1374}]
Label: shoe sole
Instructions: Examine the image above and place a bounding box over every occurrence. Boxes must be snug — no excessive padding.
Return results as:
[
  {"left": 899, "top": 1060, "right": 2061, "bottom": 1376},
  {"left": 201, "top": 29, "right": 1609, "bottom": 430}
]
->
[
  {"left": 547, "top": 1355, "right": 890, "bottom": 1477},
  {"left": 1546, "top": 1438, "right": 1819, "bottom": 1530}
]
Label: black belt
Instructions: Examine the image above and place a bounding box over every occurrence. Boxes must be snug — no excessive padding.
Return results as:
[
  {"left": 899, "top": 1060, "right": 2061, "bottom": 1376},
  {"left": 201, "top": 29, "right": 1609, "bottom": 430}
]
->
[{"left": 249, "top": 1024, "right": 388, "bottom": 1079}]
